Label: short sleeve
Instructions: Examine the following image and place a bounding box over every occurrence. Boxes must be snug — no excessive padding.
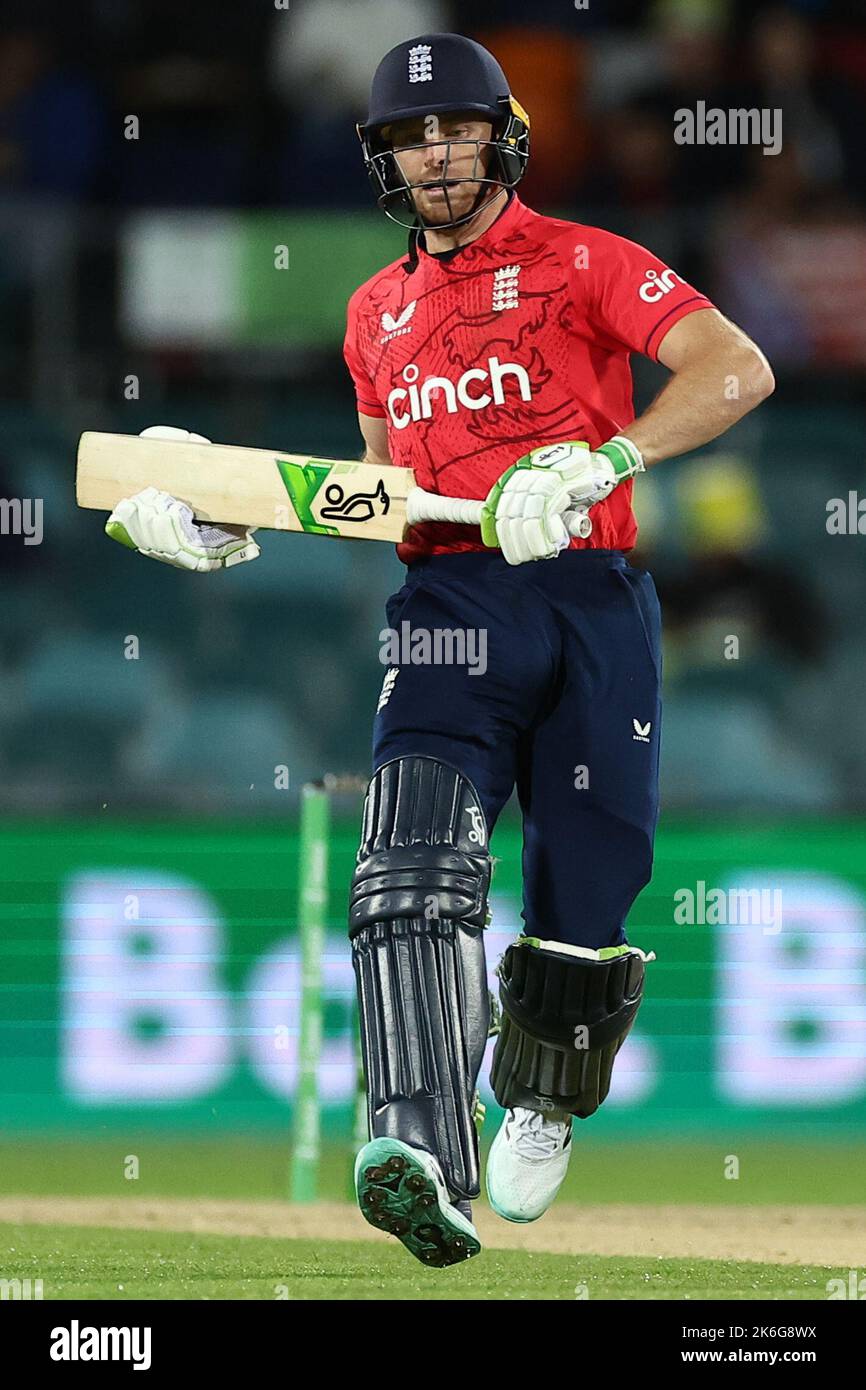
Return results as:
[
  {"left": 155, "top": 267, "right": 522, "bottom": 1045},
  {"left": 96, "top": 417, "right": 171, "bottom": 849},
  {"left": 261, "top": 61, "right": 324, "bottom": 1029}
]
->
[
  {"left": 581, "top": 230, "right": 715, "bottom": 362},
  {"left": 343, "top": 296, "right": 386, "bottom": 418}
]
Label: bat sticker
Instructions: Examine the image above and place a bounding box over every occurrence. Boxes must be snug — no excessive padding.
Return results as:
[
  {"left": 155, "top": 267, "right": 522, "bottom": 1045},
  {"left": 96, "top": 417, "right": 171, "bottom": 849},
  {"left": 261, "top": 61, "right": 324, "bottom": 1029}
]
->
[
  {"left": 276, "top": 459, "right": 391, "bottom": 533},
  {"left": 319, "top": 478, "right": 391, "bottom": 522}
]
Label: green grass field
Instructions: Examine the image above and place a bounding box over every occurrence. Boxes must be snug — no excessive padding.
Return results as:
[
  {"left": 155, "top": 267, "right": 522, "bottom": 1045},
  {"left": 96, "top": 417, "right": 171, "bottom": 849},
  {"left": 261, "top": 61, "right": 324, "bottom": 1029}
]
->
[
  {"left": 1, "top": 1135, "right": 863, "bottom": 1203},
  {"left": 0, "top": 1222, "right": 835, "bottom": 1301},
  {"left": 0, "top": 1137, "right": 862, "bottom": 1300}
]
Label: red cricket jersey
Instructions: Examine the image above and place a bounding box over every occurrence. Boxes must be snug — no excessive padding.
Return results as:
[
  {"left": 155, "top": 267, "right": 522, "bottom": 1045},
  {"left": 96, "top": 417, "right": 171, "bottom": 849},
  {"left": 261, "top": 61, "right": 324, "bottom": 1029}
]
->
[{"left": 343, "top": 194, "right": 714, "bottom": 562}]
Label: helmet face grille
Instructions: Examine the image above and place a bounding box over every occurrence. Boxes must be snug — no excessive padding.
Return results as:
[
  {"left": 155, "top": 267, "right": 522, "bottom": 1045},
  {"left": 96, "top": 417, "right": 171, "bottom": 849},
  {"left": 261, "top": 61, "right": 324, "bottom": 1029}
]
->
[{"left": 358, "top": 110, "right": 530, "bottom": 231}]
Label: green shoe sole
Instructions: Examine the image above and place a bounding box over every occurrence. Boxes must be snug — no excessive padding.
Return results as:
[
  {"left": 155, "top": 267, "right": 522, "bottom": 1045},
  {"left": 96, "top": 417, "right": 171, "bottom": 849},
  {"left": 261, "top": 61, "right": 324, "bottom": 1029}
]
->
[{"left": 354, "top": 1137, "right": 481, "bottom": 1269}]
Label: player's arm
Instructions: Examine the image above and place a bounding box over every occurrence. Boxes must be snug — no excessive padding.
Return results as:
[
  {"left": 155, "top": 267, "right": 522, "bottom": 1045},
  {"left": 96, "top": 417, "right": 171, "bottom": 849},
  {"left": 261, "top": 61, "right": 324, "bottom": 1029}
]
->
[
  {"left": 358, "top": 412, "right": 391, "bottom": 467},
  {"left": 626, "top": 307, "right": 774, "bottom": 467},
  {"left": 523, "top": 310, "right": 775, "bottom": 522},
  {"left": 482, "top": 311, "right": 774, "bottom": 563},
  {"left": 482, "top": 231, "right": 776, "bottom": 563}
]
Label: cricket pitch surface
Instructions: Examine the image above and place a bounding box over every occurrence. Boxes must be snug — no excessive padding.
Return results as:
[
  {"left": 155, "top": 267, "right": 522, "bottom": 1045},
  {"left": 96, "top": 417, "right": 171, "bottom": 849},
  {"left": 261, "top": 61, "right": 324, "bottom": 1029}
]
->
[{"left": 1, "top": 1196, "right": 861, "bottom": 1266}]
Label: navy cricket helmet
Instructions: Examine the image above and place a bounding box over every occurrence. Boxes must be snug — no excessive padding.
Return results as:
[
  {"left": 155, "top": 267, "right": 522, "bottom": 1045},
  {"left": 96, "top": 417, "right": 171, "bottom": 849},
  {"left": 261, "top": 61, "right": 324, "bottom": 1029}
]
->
[{"left": 358, "top": 33, "right": 530, "bottom": 230}]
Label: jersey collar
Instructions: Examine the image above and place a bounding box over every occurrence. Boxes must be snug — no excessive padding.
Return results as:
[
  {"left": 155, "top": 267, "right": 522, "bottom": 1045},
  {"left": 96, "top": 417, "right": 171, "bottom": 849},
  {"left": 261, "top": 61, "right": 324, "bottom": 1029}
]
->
[{"left": 406, "top": 191, "right": 525, "bottom": 271}]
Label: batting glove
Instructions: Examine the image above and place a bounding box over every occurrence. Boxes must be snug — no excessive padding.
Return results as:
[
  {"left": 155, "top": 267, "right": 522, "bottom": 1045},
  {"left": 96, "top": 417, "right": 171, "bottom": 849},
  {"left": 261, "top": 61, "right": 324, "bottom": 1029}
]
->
[
  {"left": 551, "top": 434, "right": 646, "bottom": 508},
  {"left": 105, "top": 426, "right": 260, "bottom": 572},
  {"left": 479, "top": 442, "right": 591, "bottom": 564}
]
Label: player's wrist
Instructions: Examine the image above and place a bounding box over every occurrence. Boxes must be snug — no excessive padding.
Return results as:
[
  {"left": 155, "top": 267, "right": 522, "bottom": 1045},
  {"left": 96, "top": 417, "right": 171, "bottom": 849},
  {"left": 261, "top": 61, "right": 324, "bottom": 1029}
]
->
[{"left": 596, "top": 434, "right": 645, "bottom": 484}]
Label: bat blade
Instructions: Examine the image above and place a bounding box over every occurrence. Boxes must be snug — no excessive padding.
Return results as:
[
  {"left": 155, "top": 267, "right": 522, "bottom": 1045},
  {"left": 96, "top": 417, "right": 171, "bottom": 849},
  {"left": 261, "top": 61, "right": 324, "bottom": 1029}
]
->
[{"left": 75, "top": 432, "right": 417, "bottom": 541}]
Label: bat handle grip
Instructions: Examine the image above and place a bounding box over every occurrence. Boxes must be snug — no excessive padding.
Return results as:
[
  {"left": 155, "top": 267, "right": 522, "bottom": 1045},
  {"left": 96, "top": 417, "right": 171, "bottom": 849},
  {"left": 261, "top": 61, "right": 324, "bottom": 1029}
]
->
[
  {"left": 407, "top": 488, "right": 593, "bottom": 540},
  {"left": 406, "top": 488, "right": 483, "bottom": 527}
]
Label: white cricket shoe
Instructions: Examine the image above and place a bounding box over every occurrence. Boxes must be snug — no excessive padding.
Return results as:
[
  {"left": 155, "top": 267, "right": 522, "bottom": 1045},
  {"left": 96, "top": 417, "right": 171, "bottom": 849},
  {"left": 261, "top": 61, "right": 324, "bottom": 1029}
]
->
[{"left": 486, "top": 1106, "right": 573, "bottom": 1222}]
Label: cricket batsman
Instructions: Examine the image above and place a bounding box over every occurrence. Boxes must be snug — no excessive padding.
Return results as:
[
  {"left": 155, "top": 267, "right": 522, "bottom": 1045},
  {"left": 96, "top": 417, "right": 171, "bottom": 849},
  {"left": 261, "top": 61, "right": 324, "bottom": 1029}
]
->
[
  {"left": 103, "top": 32, "right": 774, "bottom": 1271},
  {"left": 344, "top": 32, "right": 773, "bottom": 1268}
]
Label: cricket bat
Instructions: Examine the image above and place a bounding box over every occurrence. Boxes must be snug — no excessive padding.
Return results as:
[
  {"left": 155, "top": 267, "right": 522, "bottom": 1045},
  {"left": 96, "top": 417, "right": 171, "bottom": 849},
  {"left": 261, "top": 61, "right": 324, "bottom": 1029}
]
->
[{"left": 76, "top": 431, "right": 592, "bottom": 541}]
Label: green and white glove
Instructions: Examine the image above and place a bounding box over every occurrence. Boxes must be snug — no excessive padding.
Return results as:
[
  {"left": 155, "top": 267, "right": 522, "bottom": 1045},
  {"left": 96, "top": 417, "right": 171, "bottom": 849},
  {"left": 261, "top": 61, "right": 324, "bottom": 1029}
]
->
[
  {"left": 480, "top": 441, "right": 595, "bottom": 565},
  {"left": 105, "top": 426, "right": 260, "bottom": 572},
  {"left": 562, "top": 434, "right": 646, "bottom": 507},
  {"left": 480, "top": 435, "right": 644, "bottom": 566}
]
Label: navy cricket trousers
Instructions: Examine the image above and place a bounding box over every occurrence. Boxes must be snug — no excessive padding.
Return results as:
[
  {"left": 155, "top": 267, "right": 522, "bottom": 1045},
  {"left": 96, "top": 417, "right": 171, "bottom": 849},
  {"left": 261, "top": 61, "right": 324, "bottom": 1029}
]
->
[{"left": 372, "top": 548, "right": 662, "bottom": 951}]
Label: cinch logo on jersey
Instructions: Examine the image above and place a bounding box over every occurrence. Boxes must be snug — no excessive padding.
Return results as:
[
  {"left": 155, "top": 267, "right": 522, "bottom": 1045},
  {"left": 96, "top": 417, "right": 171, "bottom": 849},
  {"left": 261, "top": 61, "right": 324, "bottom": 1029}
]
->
[
  {"left": 387, "top": 357, "right": 532, "bottom": 429},
  {"left": 380, "top": 299, "right": 417, "bottom": 343},
  {"left": 638, "top": 268, "right": 683, "bottom": 303}
]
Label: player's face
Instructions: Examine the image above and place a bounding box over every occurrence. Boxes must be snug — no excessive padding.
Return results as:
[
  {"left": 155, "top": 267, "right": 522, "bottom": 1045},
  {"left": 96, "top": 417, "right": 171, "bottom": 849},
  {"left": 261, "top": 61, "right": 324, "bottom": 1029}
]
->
[{"left": 388, "top": 113, "right": 495, "bottom": 223}]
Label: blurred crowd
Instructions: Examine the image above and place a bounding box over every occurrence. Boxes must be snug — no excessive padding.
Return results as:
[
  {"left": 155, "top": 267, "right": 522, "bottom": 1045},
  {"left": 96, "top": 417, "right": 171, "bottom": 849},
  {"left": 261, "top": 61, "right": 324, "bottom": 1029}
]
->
[
  {"left": 1, "top": 1, "right": 865, "bottom": 211},
  {"left": 2, "top": 0, "right": 866, "bottom": 364}
]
